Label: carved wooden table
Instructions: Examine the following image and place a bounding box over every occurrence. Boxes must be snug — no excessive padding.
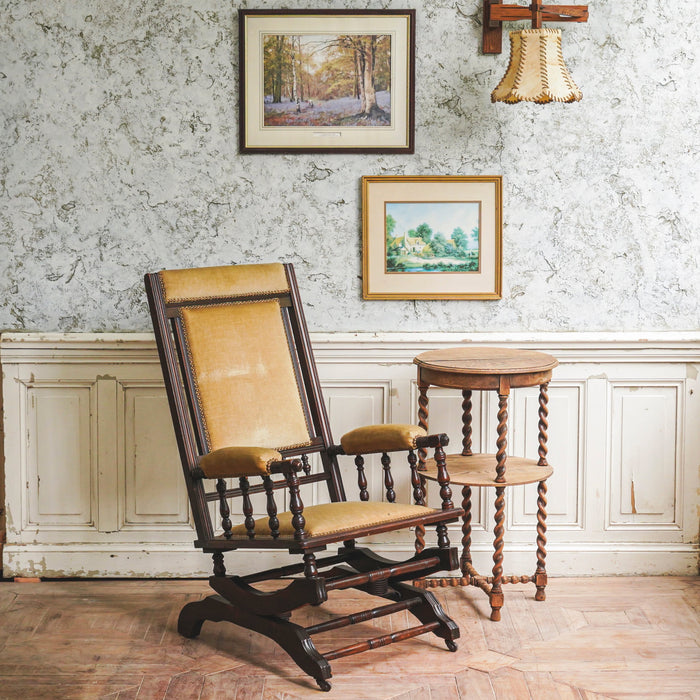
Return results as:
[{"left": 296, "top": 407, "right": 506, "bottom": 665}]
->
[{"left": 413, "top": 347, "right": 558, "bottom": 621}]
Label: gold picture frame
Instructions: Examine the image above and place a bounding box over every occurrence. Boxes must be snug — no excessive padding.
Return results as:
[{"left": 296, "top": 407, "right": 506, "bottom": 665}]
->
[
  {"left": 362, "top": 176, "right": 502, "bottom": 300},
  {"left": 238, "top": 10, "right": 415, "bottom": 154}
]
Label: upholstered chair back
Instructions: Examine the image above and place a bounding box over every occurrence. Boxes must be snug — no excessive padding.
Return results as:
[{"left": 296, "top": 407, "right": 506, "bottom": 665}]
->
[{"left": 159, "top": 263, "right": 313, "bottom": 453}]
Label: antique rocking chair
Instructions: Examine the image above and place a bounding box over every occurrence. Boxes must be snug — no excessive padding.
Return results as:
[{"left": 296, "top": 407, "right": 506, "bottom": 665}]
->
[{"left": 145, "top": 262, "right": 463, "bottom": 691}]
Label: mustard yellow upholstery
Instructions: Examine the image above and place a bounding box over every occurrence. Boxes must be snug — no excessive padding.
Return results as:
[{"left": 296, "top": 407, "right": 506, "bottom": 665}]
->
[
  {"left": 340, "top": 424, "right": 427, "bottom": 455},
  {"left": 230, "top": 501, "right": 436, "bottom": 538},
  {"left": 180, "top": 300, "right": 312, "bottom": 452},
  {"left": 160, "top": 263, "right": 289, "bottom": 303},
  {"left": 199, "top": 446, "right": 282, "bottom": 478}
]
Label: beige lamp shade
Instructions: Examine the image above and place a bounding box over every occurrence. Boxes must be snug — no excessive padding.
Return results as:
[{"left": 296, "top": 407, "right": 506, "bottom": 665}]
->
[{"left": 491, "top": 28, "right": 582, "bottom": 104}]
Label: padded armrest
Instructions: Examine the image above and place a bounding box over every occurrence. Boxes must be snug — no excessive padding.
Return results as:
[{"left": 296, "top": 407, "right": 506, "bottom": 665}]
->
[
  {"left": 339, "top": 424, "right": 428, "bottom": 456},
  {"left": 198, "top": 445, "right": 283, "bottom": 478}
]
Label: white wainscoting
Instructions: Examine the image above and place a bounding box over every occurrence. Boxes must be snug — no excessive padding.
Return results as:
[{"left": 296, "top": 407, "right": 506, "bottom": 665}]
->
[{"left": 2, "top": 332, "right": 699, "bottom": 578}]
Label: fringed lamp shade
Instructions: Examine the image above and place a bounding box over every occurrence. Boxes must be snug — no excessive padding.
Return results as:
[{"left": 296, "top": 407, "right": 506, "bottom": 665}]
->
[{"left": 491, "top": 28, "right": 582, "bottom": 104}]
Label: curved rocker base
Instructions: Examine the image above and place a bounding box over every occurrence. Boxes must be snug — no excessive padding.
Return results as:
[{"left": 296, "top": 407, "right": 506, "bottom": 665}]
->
[
  {"left": 179, "top": 594, "right": 332, "bottom": 689},
  {"left": 178, "top": 547, "right": 461, "bottom": 691}
]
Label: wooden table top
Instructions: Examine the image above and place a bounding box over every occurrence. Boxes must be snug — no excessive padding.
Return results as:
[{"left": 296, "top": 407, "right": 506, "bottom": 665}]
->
[{"left": 414, "top": 347, "right": 558, "bottom": 375}]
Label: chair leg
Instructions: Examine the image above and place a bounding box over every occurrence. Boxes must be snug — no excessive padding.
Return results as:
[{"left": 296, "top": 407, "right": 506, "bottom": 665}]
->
[{"left": 178, "top": 594, "right": 332, "bottom": 691}]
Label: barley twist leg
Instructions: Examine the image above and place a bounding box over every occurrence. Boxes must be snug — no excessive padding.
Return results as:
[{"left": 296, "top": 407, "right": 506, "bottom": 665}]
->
[
  {"left": 535, "top": 479, "right": 548, "bottom": 601},
  {"left": 538, "top": 382, "right": 549, "bottom": 467},
  {"left": 491, "top": 485, "right": 506, "bottom": 621},
  {"left": 462, "top": 389, "right": 473, "bottom": 456},
  {"left": 490, "top": 392, "right": 508, "bottom": 621},
  {"left": 460, "top": 485, "right": 472, "bottom": 576},
  {"left": 415, "top": 382, "right": 430, "bottom": 549}
]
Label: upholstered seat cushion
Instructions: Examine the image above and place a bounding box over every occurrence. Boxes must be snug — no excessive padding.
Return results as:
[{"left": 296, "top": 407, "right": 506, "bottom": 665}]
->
[
  {"left": 199, "top": 446, "right": 282, "bottom": 478},
  {"left": 340, "top": 424, "right": 427, "bottom": 455},
  {"left": 230, "top": 501, "right": 436, "bottom": 538}
]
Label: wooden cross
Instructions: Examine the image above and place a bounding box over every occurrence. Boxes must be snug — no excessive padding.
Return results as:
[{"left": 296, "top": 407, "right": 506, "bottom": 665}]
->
[{"left": 483, "top": 0, "right": 589, "bottom": 54}]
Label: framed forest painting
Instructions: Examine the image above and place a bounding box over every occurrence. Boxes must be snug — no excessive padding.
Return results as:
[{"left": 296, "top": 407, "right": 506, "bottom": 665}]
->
[
  {"left": 362, "top": 176, "right": 503, "bottom": 300},
  {"left": 238, "top": 10, "right": 415, "bottom": 153}
]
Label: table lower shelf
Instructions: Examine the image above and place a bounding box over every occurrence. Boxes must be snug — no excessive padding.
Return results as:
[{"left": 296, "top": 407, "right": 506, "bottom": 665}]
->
[{"left": 420, "top": 453, "right": 553, "bottom": 486}]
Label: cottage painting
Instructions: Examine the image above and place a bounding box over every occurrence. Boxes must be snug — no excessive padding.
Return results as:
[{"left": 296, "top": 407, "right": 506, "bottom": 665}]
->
[
  {"left": 385, "top": 201, "right": 480, "bottom": 273},
  {"left": 263, "top": 34, "right": 392, "bottom": 127}
]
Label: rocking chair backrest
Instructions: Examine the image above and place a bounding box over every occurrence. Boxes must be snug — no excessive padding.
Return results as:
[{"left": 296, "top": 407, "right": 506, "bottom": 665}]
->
[{"left": 145, "top": 263, "right": 345, "bottom": 542}]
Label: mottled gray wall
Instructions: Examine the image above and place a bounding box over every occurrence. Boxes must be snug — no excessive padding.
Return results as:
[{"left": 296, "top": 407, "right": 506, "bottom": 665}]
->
[{"left": 1, "top": 0, "right": 698, "bottom": 333}]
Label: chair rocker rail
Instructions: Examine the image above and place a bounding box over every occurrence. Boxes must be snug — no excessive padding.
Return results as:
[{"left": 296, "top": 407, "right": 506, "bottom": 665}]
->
[
  {"left": 305, "top": 597, "right": 421, "bottom": 636},
  {"left": 322, "top": 621, "right": 442, "bottom": 662}
]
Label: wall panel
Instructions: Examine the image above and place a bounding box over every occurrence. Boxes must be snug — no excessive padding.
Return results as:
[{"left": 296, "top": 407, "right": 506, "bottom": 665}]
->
[
  {"left": 122, "top": 383, "right": 189, "bottom": 527},
  {"left": 26, "top": 383, "right": 94, "bottom": 528},
  {"left": 608, "top": 383, "right": 682, "bottom": 530}
]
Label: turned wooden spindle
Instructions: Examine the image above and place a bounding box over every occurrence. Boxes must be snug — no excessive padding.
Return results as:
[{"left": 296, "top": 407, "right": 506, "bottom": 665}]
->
[
  {"left": 495, "top": 393, "right": 508, "bottom": 484},
  {"left": 409, "top": 450, "right": 426, "bottom": 553},
  {"left": 436, "top": 522, "right": 450, "bottom": 550},
  {"left": 285, "top": 468, "right": 307, "bottom": 541},
  {"left": 239, "top": 476, "right": 255, "bottom": 538},
  {"left": 417, "top": 384, "right": 429, "bottom": 470},
  {"left": 262, "top": 475, "right": 280, "bottom": 538},
  {"left": 355, "top": 454, "right": 369, "bottom": 501},
  {"left": 216, "top": 478, "right": 233, "bottom": 539},
  {"left": 535, "top": 479, "right": 548, "bottom": 600},
  {"left": 460, "top": 485, "right": 472, "bottom": 575},
  {"left": 434, "top": 441, "right": 453, "bottom": 510},
  {"left": 381, "top": 452, "right": 396, "bottom": 503},
  {"left": 212, "top": 551, "right": 226, "bottom": 577},
  {"left": 303, "top": 551, "right": 319, "bottom": 578},
  {"left": 462, "top": 389, "right": 473, "bottom": 456},
  {"left": 538, "top": 382, "right": 550, "bottom": 466},
  {"left": 301, "top": 452, "right": 311, "bottom": 475},
  {"left": 491, "top": 485, "right": 506, "bottom": 621}
]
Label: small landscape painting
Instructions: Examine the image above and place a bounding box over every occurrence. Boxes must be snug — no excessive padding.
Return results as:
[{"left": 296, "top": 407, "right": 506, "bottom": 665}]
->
[
  {"left": 263, "top": 34, "right": 392, "bottom": 128},
  {"left": 385, "top": 201, "right": 480, "bottom": 273}
]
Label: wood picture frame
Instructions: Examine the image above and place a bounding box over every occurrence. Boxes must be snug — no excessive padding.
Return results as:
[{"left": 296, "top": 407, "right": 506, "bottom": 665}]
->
[
  {"left": 238, "top": 10, "right": 415, "bottom": 154},
  {"left": 362, "top": 176, "right": 503, "bottom": 300}
]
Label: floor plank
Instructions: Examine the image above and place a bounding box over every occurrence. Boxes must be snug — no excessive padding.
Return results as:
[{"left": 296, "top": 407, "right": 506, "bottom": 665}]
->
[{"left": 0, "top": 577, "right": 697, "bottom": 699}]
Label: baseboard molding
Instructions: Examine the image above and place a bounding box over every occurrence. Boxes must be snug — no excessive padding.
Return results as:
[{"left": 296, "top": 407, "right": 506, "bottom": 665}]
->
[{"left": 4, "top": 541, "right": 697, "bottom": 579}]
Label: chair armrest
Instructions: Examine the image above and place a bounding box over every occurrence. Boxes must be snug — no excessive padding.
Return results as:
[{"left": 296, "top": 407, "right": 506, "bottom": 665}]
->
[
  {"left": 198, "top": 445, "right": 283, "bottom": 478},
  {"left": 339, "top": 424, "right": 429, "bottom": 455}
]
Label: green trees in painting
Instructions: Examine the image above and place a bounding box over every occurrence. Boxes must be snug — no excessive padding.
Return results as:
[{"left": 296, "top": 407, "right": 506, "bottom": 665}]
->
[
  {"left": 386, "top": 213, "right": 480, "bottom": 273},
  {"left": 263, "top": 34, "right": 391, "bottom": 125}
]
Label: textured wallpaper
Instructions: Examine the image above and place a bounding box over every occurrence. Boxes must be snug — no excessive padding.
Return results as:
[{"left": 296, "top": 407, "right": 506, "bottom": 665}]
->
[{"left": 1, "top": 0, "right": 698, "bottom": 333}]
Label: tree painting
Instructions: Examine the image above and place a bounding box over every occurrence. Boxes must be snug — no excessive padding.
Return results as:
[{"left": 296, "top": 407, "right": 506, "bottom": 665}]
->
[
  {"left": 263, "top": 33, "right": 391, "bottom": 127},
  {"left": 385, "top": 202, "right": 481, "bottom": 273}
]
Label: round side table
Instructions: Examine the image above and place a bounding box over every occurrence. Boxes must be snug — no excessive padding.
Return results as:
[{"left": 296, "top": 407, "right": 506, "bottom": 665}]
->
[{"left": 413, "top": 347, "right": 558, "bottom": 621}]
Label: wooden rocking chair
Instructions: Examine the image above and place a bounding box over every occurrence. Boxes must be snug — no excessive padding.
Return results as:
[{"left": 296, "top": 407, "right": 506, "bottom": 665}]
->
[{"left": 145, "top": 262, "right": 463, "bottom": 691}]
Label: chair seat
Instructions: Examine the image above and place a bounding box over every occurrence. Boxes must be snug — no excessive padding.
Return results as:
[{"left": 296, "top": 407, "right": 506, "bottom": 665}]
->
[{"left": 230, "top": 501, "right": 442, "bottom": 538}]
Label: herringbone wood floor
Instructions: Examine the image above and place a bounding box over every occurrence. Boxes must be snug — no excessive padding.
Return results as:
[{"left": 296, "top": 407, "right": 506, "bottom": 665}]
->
[{"left": 0, "top": 576, "right": 698, "bottom": 699}]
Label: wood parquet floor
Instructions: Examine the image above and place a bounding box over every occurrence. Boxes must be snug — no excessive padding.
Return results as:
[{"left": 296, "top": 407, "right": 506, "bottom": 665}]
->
[{"left": 0, "top": 576, "right": 698, "bottom": 699}]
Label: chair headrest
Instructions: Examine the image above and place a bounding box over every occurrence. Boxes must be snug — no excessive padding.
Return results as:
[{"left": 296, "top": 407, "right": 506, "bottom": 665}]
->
[{"left": 159, "top": 263, "right": 289, "bottom": 303}]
